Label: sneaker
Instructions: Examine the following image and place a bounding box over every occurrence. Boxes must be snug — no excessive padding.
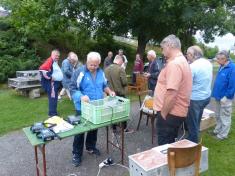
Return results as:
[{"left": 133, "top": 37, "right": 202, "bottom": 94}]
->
[
  {"left": 72, "top": 154, "right": 81, "bottom": 167},
  {"left": 58, "top": 96, "right": 62, "bottom": 100},
  {"left": 213, "top": 135, "right": 226, "bottom": 141},
  {"left": 86, "top": 148, "right": 101, "bottom": 156}
]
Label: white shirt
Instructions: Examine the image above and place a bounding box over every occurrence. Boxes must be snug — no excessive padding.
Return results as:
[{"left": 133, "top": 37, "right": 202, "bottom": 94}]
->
[{"left": 190, "top": 58, "right": 213, "bottom": 100}]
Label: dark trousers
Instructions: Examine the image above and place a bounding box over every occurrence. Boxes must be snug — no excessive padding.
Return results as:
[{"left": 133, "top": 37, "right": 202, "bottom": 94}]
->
[
  {"left": 186, "top": 98, "right": 210, "bottom": 143},
  {"left": 72, "top": 111, "right": 98, "bottom": 157},
  {"left": 156, "top": 112, "right": 185, "bottom": 145},
  {"left": 47, "top": 81, "right": 60, "bottom": 116}
]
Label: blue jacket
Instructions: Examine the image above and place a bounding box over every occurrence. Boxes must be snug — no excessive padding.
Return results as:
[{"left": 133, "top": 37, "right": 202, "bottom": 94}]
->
[
  {"left": 69, "top": 65, "right": 108, "bottom": 111},
  {"left": 61, "top": 58, "right": 74, "bottom": 89},
  {"left": 212, "top": 60, "right": 235, "bottom": 100}
]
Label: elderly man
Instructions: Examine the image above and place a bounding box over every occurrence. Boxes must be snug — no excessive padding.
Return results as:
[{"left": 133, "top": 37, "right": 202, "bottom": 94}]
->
[
  {"left": 186, "top": 45, "right": 213, "bottom": 143},
  {"left": 39, "top": 49, "right": 63, "bottom": 117},
  {"left": 153, "top": 35, "right": 192, "bottom": 145},
  {"left": 114, "top": 49, "right": 128, "bottom": 69},
  {"left": 105, "top": 55, "right": 133, "bottom": 133},
  {"left": 69, "top": 52, "right": 115, "bottom": 167},
  {"left": 103, "top": 51, "right": 113, "bottom": 69},
  {"left": 144, "top": 50, "right": 164, "bottom": 94},
  {"left": 211, "top": 50, "right": 235, "bottom": 140},
  {"left": 58, "top": 52, "right": 80, "bottom": 100}
]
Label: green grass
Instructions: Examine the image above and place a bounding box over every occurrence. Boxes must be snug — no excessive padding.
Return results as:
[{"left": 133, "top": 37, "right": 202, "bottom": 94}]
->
[
  {"left": 200, "top": 114, "right": 235, "bottom": 176},
  {"left": 0, "top": 88, "right": 74, "bottom": 136}
]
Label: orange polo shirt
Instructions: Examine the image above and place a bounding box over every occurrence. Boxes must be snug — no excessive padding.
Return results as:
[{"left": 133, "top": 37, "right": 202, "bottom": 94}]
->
[{"left": 153, "top": 53, "right": 192, "bottom": 117}]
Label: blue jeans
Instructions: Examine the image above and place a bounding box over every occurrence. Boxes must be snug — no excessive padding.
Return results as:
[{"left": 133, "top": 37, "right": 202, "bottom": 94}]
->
[
  {"left": 156, "top": 112, "right": 185, "bottom": 145},
  {"left": 186, "top": 97, "right": 210, "bottom": 143},
  {"left": 72, "top": 111, "right": 98, "bottom": 157}
]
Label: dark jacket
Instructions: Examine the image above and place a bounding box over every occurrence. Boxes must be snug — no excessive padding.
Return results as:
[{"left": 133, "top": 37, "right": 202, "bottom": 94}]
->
[
  {"left": 148, "top": 57, "right": 165, "bottom": 91},
  {"left": 105, "top": 63, "right": 127, "bottom": 96},
  {"left": 103, "top": 57, "right": 113, "bottom": 69}
]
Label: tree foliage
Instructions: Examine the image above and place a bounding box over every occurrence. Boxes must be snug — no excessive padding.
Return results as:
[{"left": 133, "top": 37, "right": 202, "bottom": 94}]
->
[
  {"left": 60, "top": 0, "right": 235, "bottom": 55},
  {"left": 1, "top": 0, "right": 235, "bottom": 56},
  {"left": 1, "top": 0, "right": 69, "bottom": 39}
]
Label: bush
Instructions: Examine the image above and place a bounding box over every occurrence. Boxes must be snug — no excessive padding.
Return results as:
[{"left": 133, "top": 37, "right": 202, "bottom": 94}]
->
[{"left": 0, "top": 19, "right": 41, "bottom": 83}]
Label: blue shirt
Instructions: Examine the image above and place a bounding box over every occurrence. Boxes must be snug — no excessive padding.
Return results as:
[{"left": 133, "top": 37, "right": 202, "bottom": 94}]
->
[
  {"left": 212, "top": 60, "right": 235, "bottom": 100},
  {"left": 190, "top": 58, "right": 213, "bottom": 100}
]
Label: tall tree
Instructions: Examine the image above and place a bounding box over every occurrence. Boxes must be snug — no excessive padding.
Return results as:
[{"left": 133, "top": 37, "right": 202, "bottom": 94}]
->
[
  {"left": 2, "top": 0, "right": 235, "bottom": 56},
  {"left": 62, "top": 0, "right": 235, "bottom": 55}
]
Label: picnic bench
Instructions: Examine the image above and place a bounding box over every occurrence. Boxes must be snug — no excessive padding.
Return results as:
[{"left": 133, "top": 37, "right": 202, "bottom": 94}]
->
[{"left": 8, "top": 70, "right": 41, "bottom": 98}]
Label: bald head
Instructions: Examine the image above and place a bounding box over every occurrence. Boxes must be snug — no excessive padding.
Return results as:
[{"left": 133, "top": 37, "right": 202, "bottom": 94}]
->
[{"left": 113, "top": 55, "right": 124, "bottom": 66}]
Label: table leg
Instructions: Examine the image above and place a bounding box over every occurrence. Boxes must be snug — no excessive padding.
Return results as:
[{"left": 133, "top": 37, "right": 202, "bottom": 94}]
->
[
  {"left": 41, "top": 145, "right": 47, "bottom": 176},
  {"left": 34, "top": 146, "right": 39, "bottom": 176},
  {"left": 34, "top": 145, "right": 47, "bottom": 176},
  {"left": 106, "top": 126, "right": 109, "bottom": 154},
  {"left": 121, "top": 123, "right": 124, "bottom": 165}
]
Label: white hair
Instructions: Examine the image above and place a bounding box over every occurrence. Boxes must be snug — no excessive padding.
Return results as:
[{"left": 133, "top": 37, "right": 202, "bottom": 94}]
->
[
  {"left": 113, "top": 55, "right": 123, "bottom": 64},
  {"left": 87, "top": 52, "right": 101, "bottom": 64},
  {"left": 147, "top": 50, "right": 156, "bottom": 58},
  {"left": 160, "top": 34, "right": 181, "bottom": 49},
  {"left": 68, "top": 52, "right": 78, "bottom": 62}
]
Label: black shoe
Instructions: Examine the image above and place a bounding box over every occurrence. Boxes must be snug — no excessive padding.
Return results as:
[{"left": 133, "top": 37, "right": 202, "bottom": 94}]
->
[
  {"left": 72, "top": 154, "right": 81, "bottom": 167},
  {"left": 86, "top": 148, "right": 101, "bottom": 156}
]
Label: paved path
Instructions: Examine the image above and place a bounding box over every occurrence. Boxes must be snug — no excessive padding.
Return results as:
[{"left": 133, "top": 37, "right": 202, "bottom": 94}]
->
[{"left": 0, "top": 101, "right": 216, "bottom": 176}]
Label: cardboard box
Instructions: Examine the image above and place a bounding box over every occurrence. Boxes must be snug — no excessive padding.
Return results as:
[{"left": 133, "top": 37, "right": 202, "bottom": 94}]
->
[
  {"left": 129, "top": 139, "right": 208, "bottom": 176},
  {"left": 200, "top": 109, "right": 216, "bottom": 131}
]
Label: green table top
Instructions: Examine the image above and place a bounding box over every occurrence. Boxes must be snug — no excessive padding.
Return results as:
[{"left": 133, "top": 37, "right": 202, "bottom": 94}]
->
[{"left": 23, "top": 116, "right": 129, "bottom": 146}]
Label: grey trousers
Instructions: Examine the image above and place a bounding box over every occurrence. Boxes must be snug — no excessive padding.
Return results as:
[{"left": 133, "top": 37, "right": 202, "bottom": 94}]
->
[{"left": 214, "top": 100, "right": 233, "bottom": 139}]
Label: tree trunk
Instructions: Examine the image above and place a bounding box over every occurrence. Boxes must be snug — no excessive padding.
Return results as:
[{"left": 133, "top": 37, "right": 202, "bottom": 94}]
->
[{"left": 137, "top": 33, "right": 149, "bottom": 60}]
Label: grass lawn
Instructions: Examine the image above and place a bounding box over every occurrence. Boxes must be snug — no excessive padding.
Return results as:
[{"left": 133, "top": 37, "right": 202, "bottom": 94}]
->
[
  {"left": 0, "top": 87, "right": 75, "bottom": 136},
  {"left": 0, "top": 86, "right": 235, "bottom": 175},
  {"left": 200, "top": 113, "right": 235, "bottom": 176}
]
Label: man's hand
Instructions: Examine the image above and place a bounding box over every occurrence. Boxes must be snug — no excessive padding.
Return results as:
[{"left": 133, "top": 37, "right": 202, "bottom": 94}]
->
[
  {"left": 109, "top": 91, "right": 116, "bottom": 97},
  {"left": 81, "top": 95, "right": 90, "bottom": 102},
  {"left": 161, "top": 111, "right": 167, "bottom": 120},
  {"left": 221, "top": 96, "right": 227, "bottom": 104},
  {"left": 144, "top": 73, "right": 150, "bottom": 78}
]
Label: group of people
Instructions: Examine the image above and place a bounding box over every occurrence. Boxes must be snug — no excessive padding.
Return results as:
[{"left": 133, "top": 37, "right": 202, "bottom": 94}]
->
[
  {"left": 39, "top": 34, "right": 235, "bottom": 167},
  {"left": 152, "top": 35, "right": 235, "bottom": 146}
]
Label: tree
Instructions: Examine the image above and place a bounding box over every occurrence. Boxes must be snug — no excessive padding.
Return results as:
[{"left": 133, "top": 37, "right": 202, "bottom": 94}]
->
[
  {"left": 1, "top": 0, "right": 69, "bottom": 39},
  {"left": 61, "top": 0, "right": 235, "bottom": 56},
  {"left": 2, "top": 0, "right": 235, "bottom": 56}
]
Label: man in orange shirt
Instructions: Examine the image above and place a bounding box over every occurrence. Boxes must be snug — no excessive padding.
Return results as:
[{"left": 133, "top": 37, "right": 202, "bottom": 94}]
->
[{"left": 153, "top": 35, "right": 192, "bottom": 145}]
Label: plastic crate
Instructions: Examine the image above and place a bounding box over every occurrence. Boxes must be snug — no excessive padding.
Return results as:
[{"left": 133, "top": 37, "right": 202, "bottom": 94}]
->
[{"left": 81, "top": 96, "right": 130, "bottom": 124}]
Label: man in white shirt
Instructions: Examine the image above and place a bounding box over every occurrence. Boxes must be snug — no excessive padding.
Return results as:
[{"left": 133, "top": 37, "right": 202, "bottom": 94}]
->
[{"left": 186, "top": 45, "right": 213, "bottom": 143}]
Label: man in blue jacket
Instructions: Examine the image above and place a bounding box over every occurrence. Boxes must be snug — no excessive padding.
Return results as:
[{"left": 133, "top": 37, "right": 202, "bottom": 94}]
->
[
  {"left": 58, "top": 52, "right": 80, "bottom": 100},
  {"left": 69, "top": 52, "right": 115, "bottom": 167},
  {"left": 212, "top": 50, "right": 235, "bottom": 140}
]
